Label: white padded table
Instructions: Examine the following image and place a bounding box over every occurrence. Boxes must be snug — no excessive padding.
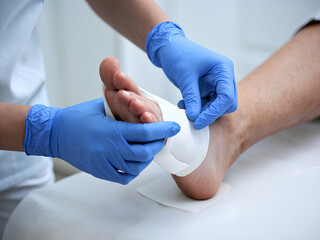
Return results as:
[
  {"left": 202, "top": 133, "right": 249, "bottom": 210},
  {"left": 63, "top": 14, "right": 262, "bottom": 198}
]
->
[{"left": 3, "top": 121, "right": 320, "bottom": 240}]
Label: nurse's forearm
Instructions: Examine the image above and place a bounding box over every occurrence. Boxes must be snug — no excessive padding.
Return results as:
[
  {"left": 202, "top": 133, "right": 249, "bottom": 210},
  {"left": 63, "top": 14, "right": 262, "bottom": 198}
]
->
[
  {"left": 0, "top": 103, "right": 31, "bottom": 152},
  {"left": 86, "top": 0, "right": 170, "bottom": 50}
]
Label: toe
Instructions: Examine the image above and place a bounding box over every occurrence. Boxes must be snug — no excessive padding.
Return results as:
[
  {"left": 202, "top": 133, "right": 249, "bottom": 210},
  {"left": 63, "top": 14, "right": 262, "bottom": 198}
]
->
[
  {"left": 140, "top": 112, "right": 158, "bottom": 123},
  {"left": 100, "top": 57, "right": 120, "bottom": 90},
  {"left": 118, "top": 90, "right": 146, "bottom": 113},
  {"left": 113, "top": 71, "right": 141, "bottom": 94},
  {"left": 118, "top": 90, "right": 133, "bottom": 107},
  {"left": 129, "top": 98, "right": 145, "bottom": 116},
  {"left": 108, "top": 90, "right": 140, "bottom": 123},
  {"left": 118, "top": 90, "right": 163, "bottom": 122}
]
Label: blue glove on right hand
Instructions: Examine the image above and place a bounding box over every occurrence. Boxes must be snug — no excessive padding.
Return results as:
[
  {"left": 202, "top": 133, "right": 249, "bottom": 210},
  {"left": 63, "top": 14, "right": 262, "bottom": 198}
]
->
[
  {"left": 24, "top": 98, "right": 180, "bottom": 184},
  {"left": 146, "top": 22, "right": 237, "bottom": 130}
]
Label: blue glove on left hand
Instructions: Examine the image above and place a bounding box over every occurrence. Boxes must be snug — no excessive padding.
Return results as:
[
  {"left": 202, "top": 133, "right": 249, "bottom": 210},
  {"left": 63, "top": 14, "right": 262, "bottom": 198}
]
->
[
  {"left": 24, "top": 98, "right": 180, "bottom": 184},
  {"left": 146, "top": 22, "right": 238, "bottom": 130}
]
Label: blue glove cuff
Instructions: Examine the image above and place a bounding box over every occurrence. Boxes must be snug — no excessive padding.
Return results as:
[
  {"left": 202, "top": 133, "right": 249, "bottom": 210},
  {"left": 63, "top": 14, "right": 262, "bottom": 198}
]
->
[
  {"left": 146, "top": 21, "right": 185, "bottom": 67},
  {"left": 24, "top": 104, "right": 60, "bottom": 157}
]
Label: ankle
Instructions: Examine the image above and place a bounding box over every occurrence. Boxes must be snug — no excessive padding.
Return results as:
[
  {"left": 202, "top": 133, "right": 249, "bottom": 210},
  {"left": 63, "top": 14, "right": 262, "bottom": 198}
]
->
[{"left": 215, "top": 108, "right": 250, "bottom": 161}]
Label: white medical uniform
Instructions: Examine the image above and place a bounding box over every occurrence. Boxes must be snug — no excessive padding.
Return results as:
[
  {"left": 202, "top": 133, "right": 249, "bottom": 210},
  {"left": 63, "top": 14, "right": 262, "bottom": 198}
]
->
[{"left": 0, "top": 0, "right": 54, "bottom": 237}]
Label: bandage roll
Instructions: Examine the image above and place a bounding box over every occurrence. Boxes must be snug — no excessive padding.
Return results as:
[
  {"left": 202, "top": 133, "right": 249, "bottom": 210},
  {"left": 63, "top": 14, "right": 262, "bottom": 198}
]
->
[{"left": 103, "top": 86, "right": 210, "bottom": 177}]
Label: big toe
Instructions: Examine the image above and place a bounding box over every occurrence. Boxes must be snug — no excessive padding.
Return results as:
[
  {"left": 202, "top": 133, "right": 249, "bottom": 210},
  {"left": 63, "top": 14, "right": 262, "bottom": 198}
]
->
[
  {"left": 100, "top": 57, "right": 121, "bottom": 90},
  {"left": 113, "top": 71, "right": 141, "bottom": 94}
]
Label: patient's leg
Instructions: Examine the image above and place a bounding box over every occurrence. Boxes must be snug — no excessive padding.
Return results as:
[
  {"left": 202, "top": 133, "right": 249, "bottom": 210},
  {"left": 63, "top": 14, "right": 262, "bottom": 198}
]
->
[
  {"left": 233, "top": 23, "right": 320, "bottom": 150},
  {"left": 174, "top": 24, "right": 320, "bottom": 199},
  {"left": 100, "top": 23, "right": 320, "bottom": 200}
]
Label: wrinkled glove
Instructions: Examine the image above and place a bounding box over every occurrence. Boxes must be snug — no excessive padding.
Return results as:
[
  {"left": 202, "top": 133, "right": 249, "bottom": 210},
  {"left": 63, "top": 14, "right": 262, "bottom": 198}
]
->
[
  {"left": 24, "top": 98, "right": 180, "bottom": 184},
  {"left": 146, "top": 22, "right": 238, "bottom": 130}
]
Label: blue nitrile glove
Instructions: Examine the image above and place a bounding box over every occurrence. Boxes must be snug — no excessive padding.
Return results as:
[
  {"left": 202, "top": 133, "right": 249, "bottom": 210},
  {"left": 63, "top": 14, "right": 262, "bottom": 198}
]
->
[
  {"left": 146, "top": 22, "right": 238, "bottom": 130},
  {"left": 24, "top": 98, "right": 180, "bottom": 184}
]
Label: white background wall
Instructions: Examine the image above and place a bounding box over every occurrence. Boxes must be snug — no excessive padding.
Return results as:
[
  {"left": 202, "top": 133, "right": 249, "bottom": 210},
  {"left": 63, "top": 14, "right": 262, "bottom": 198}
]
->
[{"left": 36, "top": 0, "right": 320, "bottom": 178}]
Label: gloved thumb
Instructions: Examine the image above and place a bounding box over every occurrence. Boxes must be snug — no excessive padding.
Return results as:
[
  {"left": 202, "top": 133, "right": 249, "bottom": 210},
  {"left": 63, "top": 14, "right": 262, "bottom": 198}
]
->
[
  {"left": 177, "top": 100, "right": 186, "bottom": 109},
  {"left": 122, "top": 121, "right": 181, "bottom": 143},
  {"left": 180, "top": 75, "right": 201, "bottom": 121}
]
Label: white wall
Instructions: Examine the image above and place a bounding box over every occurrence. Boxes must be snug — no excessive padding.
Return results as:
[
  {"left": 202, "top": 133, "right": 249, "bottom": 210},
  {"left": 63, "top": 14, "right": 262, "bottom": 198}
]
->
[
  {"left": 37, "top": 0, "right": 120, "bottom": 108},
  {"left": 36, "top": 0, "right": 319, "bottom": 178}
]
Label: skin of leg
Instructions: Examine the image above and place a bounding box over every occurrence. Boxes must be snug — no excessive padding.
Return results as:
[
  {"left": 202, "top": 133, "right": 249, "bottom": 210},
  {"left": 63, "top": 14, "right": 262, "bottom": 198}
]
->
[
  {"left": 101, "top": 23, "right": 320, "bottom": 200},
  {"left": 172, "top": 23, "right": 320, "bottom": 199}
]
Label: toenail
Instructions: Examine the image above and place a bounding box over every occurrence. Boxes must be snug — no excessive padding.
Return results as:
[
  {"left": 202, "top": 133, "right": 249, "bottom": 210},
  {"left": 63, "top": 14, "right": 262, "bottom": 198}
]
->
[
  {"left": 121, "top": 90, "right": 130, "bottom": 96},
  {"left": 119, "top": 71, "right": 126, "bottom": 77}
]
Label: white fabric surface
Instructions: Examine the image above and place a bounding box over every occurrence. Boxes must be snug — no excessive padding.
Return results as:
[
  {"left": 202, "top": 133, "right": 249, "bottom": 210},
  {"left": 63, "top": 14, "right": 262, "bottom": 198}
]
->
[
  {"left": 0, "top": 160, "right": 54, "bottom": 239},
  {"left": 3, "top": 121, "right": 320, "bottom": 240},
  {"left": 297, "top": 8, "right": 320, "bottom": 33},
  {"left": 137, "top": 175, "right": 231, "bottom": 213}
]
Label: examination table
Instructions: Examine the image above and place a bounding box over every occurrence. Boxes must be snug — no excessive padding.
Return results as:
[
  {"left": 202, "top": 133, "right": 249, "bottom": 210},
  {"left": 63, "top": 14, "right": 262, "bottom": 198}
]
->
[{"left": 3, "top": 121, "right": 320, "bottom": 240}]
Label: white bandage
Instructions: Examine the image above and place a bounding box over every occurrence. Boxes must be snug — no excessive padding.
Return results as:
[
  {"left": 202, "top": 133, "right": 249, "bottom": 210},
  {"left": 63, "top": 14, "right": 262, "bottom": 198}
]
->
[{"left": 103, "top": 87, "right": 210, "bottom": 177}]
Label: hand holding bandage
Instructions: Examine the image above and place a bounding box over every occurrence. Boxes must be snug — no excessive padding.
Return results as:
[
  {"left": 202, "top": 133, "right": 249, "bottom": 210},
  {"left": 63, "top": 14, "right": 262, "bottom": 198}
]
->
[
  {"left": 146, "top": 22, "right": 238, "bottom": 129},
  {"left": 100, "top": 57, "right": 232, "bottom": 200},
  {"left": 24, "top": 98, "right": 180, "bottom": 185},
  {"left": 104, "top": 88, "right": 210, "bottom": 177}
]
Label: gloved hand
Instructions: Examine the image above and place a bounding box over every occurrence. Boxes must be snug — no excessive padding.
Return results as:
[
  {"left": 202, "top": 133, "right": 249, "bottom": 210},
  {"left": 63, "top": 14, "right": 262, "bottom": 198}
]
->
[
  {"left": 146, "top": 22, "right": 238, "bottom": 130},
  {"left": 24, "top": 98, "right": 180, "bottom": 184}
]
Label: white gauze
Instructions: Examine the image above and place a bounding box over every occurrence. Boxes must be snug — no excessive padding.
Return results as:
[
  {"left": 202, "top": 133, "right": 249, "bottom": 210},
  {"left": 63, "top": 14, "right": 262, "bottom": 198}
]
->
[{"left": 103, "top": 86, "right": 210, "bottom": 177}]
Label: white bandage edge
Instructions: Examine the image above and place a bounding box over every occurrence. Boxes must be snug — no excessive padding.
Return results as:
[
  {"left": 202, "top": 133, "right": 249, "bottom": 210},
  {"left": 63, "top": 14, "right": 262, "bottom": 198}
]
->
[{"left": 103, "top": 86, "right": 210, "bottom": 177}]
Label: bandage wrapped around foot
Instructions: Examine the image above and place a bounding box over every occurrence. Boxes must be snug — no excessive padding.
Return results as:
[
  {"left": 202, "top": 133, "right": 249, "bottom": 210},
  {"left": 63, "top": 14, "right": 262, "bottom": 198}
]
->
[{"left": 103, "top": 87, "right": 210, "bottom": 177}]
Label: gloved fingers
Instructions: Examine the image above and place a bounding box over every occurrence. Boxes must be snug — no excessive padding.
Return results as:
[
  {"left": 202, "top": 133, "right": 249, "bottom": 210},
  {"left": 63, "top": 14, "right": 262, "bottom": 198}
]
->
[
  {"left": 224, "top": 78, "right": 238, "bottom": 114},
  {"left": 112, "top": 160, "right": 147, "bottom": 184},
  {"left": 117, "top": 172, "right": 137, "bottom": 185},
  {"left": 201, "top": 97, "right": 212, "bottom": 110},
  {"left": 122, "top": 121, "right": 180, "bottom": 143},
  {"left": 193, "top": 79, "right": 235, "bottom": 129},
  {"left": 180, "top": 74, "right": 201, "bottom": 121},
  {"left": 126, "top": 140, "right": 165, "bottom": 161},
  {"left": 179, "top": 97, "right": 212, "bottom": 111},
  {"left": 193, "top": 93, "right": 231, "bottom": 130},
  {"left": 214, "top": 61, "right": 236, "bottom": 102},
  {"left": 96, "top": 98, "right": 107, "bottom": 113},
  {"left": 70, "top": 98, "right": 105, "bottom": 115},
  {"left": 224, "top": 98, "right": 238, "bottom": 114},
  {"left": 102, "top": 158, "right": 137, "bottom": 185},
  {"left": 125, "top": 159, "right": 153, "bottom": 176},
  {"left": 215, "top": 77, "right": 237, "bottom": 114},
  {"left": 93, "top": 159, "right": 126, "bottom": 184},
  {"left": 193, "top": 109, "right": 217, "bottom": 130},
  {"left": 111, "top": 157, "right": 131, "bottom": 175},
  {"left": 177, "top": 100, "right": 186, "bottom": 109},
  {"left": 98, "top": 153, "right": 131, "bottom": 179}
]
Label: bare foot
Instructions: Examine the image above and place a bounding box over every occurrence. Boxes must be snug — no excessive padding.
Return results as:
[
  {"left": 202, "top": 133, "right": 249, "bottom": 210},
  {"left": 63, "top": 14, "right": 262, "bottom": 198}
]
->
[
  {"left": 172, "top": 116, "right": 241, "bottom": 199},
  {"left": 100, "top": 57, "right": 242, "bottom": 200},
  {"left": 100, "top": 57, "right": 162, "bottom": 124}
]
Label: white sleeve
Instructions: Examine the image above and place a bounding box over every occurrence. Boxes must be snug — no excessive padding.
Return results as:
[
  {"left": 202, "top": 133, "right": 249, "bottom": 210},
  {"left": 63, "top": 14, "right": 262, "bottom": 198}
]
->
[{"left": 295, "top": 8, "right": 320, "bottom": 33}]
